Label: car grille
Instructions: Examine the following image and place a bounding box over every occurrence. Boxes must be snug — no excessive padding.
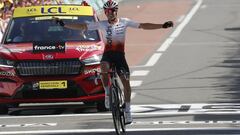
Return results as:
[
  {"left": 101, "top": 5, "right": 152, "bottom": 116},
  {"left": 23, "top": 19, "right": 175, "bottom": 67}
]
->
[{"left": 16, "top": 59, "right": 83, "bottom": 76}]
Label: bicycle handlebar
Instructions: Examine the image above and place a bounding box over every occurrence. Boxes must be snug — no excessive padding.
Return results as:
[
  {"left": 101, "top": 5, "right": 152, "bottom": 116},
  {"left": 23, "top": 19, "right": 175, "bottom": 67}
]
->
[{"left": 94, "top": 69, "right": 129, "bottom": 85}]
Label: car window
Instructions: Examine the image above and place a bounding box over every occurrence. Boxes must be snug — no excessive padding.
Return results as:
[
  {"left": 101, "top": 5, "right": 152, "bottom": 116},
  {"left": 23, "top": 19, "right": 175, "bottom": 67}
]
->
[{"left": 4, "top": 16, "right": 100, "bottom": 44}]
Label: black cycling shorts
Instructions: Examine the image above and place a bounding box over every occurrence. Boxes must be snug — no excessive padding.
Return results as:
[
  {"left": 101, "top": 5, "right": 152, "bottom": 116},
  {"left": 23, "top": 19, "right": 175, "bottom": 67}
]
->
[{"left": 101, "top": 51, "right": 130, "bottom": 75}]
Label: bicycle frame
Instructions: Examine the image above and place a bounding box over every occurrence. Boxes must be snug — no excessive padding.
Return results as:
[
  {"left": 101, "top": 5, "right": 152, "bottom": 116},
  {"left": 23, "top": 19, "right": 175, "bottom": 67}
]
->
[
  {"left": 108, "top": 65, "right": 126, "bottom": 134},
  {"left": 94, "top": 65, "right": 126, "bottom": 135}
]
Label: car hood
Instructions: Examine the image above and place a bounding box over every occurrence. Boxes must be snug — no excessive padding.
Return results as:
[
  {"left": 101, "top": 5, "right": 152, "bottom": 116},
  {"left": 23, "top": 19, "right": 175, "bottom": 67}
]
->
[{"left": 0, "top": 41, "right": 104, "bottom": 61}]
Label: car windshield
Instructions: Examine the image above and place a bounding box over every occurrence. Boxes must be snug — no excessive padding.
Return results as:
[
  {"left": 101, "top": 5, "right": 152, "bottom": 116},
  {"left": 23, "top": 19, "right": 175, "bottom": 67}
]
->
[{"left": 4, "top": 16, "right": 100, "bottom": 44}]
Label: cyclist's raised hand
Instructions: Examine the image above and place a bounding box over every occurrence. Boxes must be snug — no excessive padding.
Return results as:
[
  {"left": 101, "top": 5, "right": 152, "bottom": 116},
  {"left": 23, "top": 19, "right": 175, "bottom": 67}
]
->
[
  {"left": 53, "top": 17, "right": 65, "bottom": 27},
  {"left": 162, "top": 21, "right": 174, "bottom": 28}
]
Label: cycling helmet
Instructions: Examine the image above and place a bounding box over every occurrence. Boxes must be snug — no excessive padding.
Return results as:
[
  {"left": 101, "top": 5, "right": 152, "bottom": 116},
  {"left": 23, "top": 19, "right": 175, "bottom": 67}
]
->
[{"left": 103, "top": 0, "right": 118, "bottom": 9}]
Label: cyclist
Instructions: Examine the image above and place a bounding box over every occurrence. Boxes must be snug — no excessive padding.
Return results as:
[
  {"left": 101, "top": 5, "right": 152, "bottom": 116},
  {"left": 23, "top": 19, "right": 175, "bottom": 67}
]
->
[{"left": 55, "top": 0, "right": 173, "bottom": 124}]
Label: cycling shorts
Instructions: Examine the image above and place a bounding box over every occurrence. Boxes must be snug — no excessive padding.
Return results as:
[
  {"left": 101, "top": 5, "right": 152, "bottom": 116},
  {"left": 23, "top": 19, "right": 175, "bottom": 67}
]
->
[{"left": 101, "top": 51, "right": 130, "bottom": 76}]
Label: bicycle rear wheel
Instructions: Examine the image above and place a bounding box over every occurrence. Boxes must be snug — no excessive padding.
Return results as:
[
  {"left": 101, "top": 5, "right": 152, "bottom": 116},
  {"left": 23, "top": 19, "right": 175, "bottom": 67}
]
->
[{"left": 110, "top": 86, "right": 121, "bottom": 135}]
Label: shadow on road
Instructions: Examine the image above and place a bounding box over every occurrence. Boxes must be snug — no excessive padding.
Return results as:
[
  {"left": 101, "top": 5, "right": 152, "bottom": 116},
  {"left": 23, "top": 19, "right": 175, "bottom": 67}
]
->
[{"left": 225, "top": 27, "right": 240, "bottom": 31}]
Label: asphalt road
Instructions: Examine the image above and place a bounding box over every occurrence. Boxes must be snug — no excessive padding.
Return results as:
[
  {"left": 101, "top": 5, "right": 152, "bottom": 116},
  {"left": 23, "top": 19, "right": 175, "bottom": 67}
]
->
[{"left": 2, "top": 0, "right": 240, "bottom": 135}]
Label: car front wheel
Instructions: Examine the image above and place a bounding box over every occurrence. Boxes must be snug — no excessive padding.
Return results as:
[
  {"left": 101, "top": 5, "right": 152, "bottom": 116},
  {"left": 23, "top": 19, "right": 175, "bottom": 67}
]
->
[{"left": 0, "top": 104, "right": 8, "bottom": 114}]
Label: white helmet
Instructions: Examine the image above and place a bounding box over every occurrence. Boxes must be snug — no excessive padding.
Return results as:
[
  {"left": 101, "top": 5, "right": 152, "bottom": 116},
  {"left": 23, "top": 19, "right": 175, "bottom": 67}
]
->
[{"left": 103, "top": 0, "right": 118, "bottom": 9}]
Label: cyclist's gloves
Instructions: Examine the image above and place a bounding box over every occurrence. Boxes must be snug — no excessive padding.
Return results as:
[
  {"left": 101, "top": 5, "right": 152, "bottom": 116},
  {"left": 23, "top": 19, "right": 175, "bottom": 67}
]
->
[
  {"left": 162, "top": 21, "right": 174, "bottom": 28},
  {"left": 55, "top": 18, "right": 65, "bottom": 27}
]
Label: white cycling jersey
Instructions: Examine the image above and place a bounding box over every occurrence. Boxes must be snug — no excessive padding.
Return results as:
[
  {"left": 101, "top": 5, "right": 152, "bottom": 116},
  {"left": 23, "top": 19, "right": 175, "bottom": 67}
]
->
[{"left": 87, "top": 18, "right": 140, "bottom": 52}]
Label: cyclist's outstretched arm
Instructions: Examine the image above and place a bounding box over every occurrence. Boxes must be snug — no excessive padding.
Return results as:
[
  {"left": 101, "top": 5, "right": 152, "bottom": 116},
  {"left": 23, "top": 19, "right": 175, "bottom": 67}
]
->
[
  {"left": 54, "top": 17, "right": 88, "bottom": 30},
  {"left": 139, "top": 21, "right": 174, "bottom": 30},
  {"left": 64, "top": 24, "right": 88, "bottom": 31}
]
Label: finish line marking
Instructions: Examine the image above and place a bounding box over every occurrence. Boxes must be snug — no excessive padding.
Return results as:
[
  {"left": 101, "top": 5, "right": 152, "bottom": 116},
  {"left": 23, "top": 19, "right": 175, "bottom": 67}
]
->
[
  {"left": 1, "top": 103, "right": 240, "bottom": 119},
  {"left": 0, "top": 127, "right": 240, "bottom": 135}
]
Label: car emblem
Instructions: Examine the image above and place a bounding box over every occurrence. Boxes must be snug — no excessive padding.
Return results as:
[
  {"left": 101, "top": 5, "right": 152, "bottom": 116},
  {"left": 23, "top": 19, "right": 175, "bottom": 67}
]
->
[{"left": 44, "top": 54, "right": 54, "bottom": 60}]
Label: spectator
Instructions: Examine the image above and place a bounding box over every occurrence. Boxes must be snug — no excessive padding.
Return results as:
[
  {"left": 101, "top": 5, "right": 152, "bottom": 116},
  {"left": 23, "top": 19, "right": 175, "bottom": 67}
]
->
[
  {"left": 3, "top": 0, "right": 13, "bottom": 11},
  {"left": 56, "top": 0, "right": 64, "bottom": 5},
  {"left": 44, "top": 0, "right": 52, "bottom": 5},
  {"left": 17, "top": 0, "right": 27, "bottom": 7},
  {"left": 0, "top": 9, "right": 11, "bottom": 35},
  {"left": 0, "top": 1, "right": 4, "bottom": 10},
  {"left": 0, "top": 8, "right": 3, "bottom": 41},
  {"left": 30, "top": 0, "right": 40, "bottom": 6}
]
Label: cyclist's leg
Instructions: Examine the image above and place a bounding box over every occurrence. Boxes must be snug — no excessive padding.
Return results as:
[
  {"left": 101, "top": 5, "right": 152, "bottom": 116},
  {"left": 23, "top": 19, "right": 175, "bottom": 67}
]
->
[
  {"left": 119, "top": 75, "right": 132, "bottom": 124},
  {"left": 115, "top": 52, "right": 133, "bottom": 124},
  {"left": 119, "top": 75, "right": 131, "bottom": 104},
  {"left": 115, "top": 52, "right": 131, "bottom": 105},
  {"left": 100, "top": 61, "right": 110, "bottom": 92},
  {"left": 100, "top": 52, "right": 112, "bottom": 108}
]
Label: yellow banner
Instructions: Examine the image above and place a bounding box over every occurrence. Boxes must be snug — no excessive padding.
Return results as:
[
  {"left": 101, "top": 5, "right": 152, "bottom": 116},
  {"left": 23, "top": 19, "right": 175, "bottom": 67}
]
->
[
  {"left": 39, "top": 80, "right": 67, "bottom": 89},
  {"left": 13, "top": 5, "right": 94, "bottom": 18}
]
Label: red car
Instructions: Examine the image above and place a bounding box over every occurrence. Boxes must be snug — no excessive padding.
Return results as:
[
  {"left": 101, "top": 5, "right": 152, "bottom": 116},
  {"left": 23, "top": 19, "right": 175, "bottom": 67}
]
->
[{"left": 0, "top": 4, "right": 107, "bottom": 113}]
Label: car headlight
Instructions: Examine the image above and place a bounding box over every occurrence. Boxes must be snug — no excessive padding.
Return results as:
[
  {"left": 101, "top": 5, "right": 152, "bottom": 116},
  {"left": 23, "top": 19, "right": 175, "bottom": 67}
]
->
[
  {"left": 82, "top": 54, "right": 102, "bottom": 66},
  {"left": 0, "top": 58, "right": 14, "bottom": 67}
]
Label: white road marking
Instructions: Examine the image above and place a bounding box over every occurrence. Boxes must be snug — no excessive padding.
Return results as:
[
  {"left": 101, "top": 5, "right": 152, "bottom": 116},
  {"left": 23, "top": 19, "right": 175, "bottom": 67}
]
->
[
  {"left": 131, "top": 103, "right": 240, "bottom": 115},
  {"left": 134, "top": 0, "right": 202, "bottom": 68},
  {"left": 168, "top": 0, "right": 203, "bottom": 39},
  {"left": 0, "top": 128, "right": 239, "bottom": 134},
  {"left": 131, "top": 70, "right": 149, "bottom": 76},
  {"left": 157, "top": 37, "right": 175, "bottom": 52},
  {"left": 130, "top": 80, "right": 142, "bottom": 87},
  {"left": 131, "top": 92, "right": 137, "bottom": 99},
  {"left": 144, "top": 53, "right": 162, "bottom": 67},
  {"left": 1, "top": 103, "right": 240, "bottom": 119},
  {"left": 133, "top": 120, "right": 240, "bottom": 125},
  {"left": 157, "top": 0, "right": 202, "bottom": 52},
  {"left": 0, "top": 123, "right": 57, "bottom": 128}
]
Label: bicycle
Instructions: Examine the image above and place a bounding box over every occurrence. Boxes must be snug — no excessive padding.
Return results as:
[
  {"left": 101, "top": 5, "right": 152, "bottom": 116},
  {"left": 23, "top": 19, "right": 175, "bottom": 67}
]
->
[{"left": 95, "top": 64, "right": 127, "bottom": 135}]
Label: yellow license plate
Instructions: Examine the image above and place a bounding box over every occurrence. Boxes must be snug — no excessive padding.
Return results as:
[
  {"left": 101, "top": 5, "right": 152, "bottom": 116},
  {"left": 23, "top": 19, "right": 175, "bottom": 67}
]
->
[{"left": 39, "top": 80, "right": 67, "bottom": 89}]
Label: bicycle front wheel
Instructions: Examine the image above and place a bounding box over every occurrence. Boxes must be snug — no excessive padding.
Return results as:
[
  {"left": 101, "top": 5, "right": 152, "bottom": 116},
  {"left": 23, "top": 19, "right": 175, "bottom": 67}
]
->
[
  {"left": 110, "top": 86, "right": 121, "bottom": 135},
  {"left": 117, "top": 84, "right": 126, "bottom": 132}
]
